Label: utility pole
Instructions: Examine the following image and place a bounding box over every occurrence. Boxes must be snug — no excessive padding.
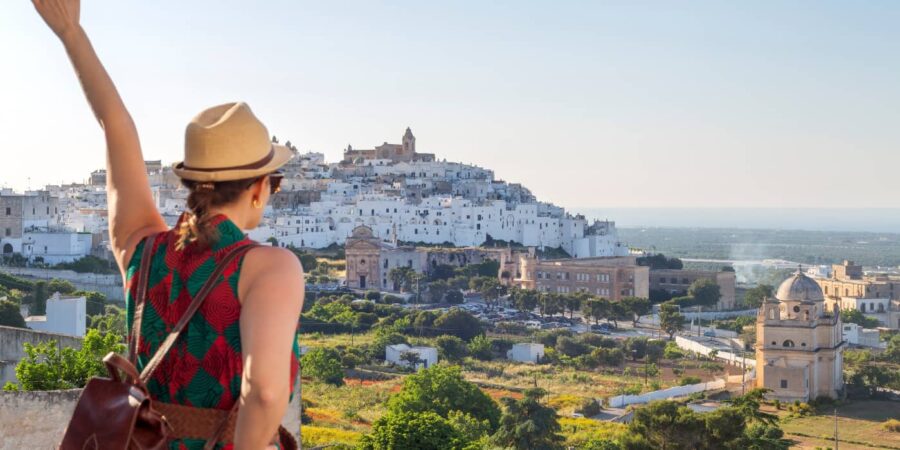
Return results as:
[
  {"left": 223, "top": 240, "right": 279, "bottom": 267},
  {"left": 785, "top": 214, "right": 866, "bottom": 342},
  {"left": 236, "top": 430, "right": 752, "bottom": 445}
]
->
[{"left": 834, "top": 407, "right": 839, "bottom": 450}]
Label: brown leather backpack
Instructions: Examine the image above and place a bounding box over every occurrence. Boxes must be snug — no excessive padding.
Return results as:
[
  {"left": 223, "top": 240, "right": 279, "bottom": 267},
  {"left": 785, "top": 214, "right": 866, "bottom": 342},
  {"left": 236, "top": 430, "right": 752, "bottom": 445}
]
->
[{"left": 59, "top": 235, "right": 296, "bottom": 450}]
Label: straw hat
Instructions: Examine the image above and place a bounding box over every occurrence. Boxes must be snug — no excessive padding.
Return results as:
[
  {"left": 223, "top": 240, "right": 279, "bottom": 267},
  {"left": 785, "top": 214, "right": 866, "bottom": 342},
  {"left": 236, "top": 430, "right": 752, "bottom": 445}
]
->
[{"left": 172, "top": 102, "right": 293, "bottom": 181}]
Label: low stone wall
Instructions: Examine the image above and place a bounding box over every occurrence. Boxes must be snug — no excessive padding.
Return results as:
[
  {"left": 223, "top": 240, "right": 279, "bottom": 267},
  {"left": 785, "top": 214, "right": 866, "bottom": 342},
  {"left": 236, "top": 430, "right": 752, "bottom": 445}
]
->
[
  {"left": 0, "top": 326, "right": 83, "bottom": 385},
  {"left": 0, "top": 389, "right": 81, "bottom": 449},
  {"left": 0, "top": 388, "right": 302, "bottom": 449},
  {"left": 608, "top": 379, "right": 727, "bottom": 408},
  {"left": 0, "top": 266, "right": 124, "bottom": 301}
]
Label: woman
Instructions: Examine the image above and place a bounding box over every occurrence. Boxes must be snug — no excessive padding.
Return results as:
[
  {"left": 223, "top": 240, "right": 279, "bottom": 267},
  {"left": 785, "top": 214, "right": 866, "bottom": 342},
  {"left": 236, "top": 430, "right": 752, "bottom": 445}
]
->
[{"left": 32, "top": 1, "right": 304, "bottom": 449}]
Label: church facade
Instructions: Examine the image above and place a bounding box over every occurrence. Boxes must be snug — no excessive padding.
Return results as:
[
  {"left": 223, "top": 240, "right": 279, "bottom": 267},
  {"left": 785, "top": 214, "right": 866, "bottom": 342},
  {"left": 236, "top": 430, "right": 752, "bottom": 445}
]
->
[{"left": 755, "top": 270, "right": 844, "bottom": 402}]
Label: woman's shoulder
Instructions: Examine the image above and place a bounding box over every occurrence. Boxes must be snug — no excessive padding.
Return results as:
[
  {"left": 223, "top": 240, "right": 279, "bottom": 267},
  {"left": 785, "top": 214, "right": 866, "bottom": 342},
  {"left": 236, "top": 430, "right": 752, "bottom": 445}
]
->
[{"left": 241, "top": 245, "right": 304, "bottom": 276}]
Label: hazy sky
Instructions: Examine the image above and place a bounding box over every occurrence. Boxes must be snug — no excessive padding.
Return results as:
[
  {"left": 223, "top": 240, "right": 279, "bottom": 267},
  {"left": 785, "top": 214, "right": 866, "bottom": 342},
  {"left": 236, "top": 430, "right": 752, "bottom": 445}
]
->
[{"left": 2, "top": 1, "right": 898, "bottom": 209}]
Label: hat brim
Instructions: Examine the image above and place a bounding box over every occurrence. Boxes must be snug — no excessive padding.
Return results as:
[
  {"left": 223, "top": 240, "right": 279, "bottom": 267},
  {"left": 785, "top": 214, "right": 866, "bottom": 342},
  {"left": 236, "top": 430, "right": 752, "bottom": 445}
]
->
[{"left": 172, "top": 144, "right": 294, "bottom": 182}]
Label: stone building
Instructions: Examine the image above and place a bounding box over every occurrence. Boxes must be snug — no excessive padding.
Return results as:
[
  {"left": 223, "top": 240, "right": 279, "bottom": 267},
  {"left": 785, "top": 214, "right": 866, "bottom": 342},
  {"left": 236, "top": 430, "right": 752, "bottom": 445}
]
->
[
  {"left": 0, "top": 190, "right": 60, "bottom": 255},
  {"left": 344, "top": 225, "right": 510, "bottom": 291},
  {"left": 342, "top": 128, "right": 435, "bottom": 164},
  {"left": 508, "top": 253, "right": 649, "bottom": 302},
  {"left": 649, "top": 269, "right": 737, "bottom": 310},
  {"left": 755, "top": 270, "right": 844, "bottom": 402},
  {"left": 812, "top": 260, "right": 900, "bottom": 329}
]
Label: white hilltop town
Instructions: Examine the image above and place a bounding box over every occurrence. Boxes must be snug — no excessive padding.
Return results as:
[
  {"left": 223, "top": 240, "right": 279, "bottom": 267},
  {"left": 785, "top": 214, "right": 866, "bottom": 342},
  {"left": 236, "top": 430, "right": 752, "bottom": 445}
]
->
[{"left": 0, "top": 128, "right": 630, "bottom": 264}]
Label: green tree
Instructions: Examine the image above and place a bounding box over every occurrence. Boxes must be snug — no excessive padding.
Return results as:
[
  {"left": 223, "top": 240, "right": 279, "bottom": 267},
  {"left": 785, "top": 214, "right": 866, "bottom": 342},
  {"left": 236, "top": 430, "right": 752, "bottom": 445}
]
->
[
  {"left": 434, "top": 309, "right": 483, "bottom": 341},
  {"left": 477, "top": 277, "right": 505, "bottom": 310},
  {"left": 621, "top": 297, "right": 651, "bottom": 327},
  {"left": 0, "top": 299, "right": 26, "bottom": 328},
  {"left": 47, "top": 279, "right": 77, "bottom": 295},
  {"left": 563, "top": 293, "right": 583, "bottom": 319},
  {"left": 444, "top": 289, "right": 464, "bottom": 305},
  {"left": 583, "top": 297, "right": 611, "bottom": 325},
  {"left": 386, "top": 365, "right": 501, "bottom": 429},
  {"left": 359, "top": 411, "right": 467, "bottom": 450},
  {"left": 841, "top": 308, "right": 881, "bottom": 328},
  {"left": 743, "top": 284, "right": 774, "bottom": 308},
  {"left": 301, "top": 347, "right": 345, "bottom": 386},
  {"left": 29, "top": 281, "right": 48, "bottom": 316},
  {"left": 88, "top": 304, "right": 126, "bottom": 337},
  {"left": 511, "top": 287, "right": 539, "bottom": 314},
  {"left": 467, "top": 335, "right": 493, "bottom": 361},
  {"left": 659, "top": 302, "right": 685, "bottom": 339},
  {"left": 77, "top": 290, "right": 107, "bottom": 317},
  {"left": 725, "top": 388, "right": 779, "bottom": 426},
  {"left": 539, "top": 292, "right": 563, "bottom": 318},
  {"left": 6, "top": 329, "right": 124, "bottom": 391},
  {"left": 428, "top": 279, "right": 450, "bottom": 303},
  {"left": 491, "top": 388, "right": 564, "bottom": 450},
  {"left": 389, "top": 266, "right": 416, "bottom": 292},
  {"left": 435, "top": 335, "right": 469, "bottom": 362},
  {"left": 687, "top": 279, "right": 721, "bottom": 308},
  {"left": 628, "top": 401, "right": 706, "bottom": 450},
  {"left": 637, "top": 254, "right": 683, "bottom": 270}
]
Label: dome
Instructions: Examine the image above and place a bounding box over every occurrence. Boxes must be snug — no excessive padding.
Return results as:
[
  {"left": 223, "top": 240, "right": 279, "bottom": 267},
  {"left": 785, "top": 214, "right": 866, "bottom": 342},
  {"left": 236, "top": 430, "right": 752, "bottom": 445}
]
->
[{"left": 775, "top": 270, "right": 824, "bottom": 302}]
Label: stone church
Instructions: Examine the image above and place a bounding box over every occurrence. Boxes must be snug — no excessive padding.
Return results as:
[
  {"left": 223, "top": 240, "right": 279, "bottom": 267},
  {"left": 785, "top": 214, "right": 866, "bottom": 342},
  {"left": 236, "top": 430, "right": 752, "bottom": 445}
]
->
[{"left": 755, "top": 270, "right": 844, "bottom": 401}]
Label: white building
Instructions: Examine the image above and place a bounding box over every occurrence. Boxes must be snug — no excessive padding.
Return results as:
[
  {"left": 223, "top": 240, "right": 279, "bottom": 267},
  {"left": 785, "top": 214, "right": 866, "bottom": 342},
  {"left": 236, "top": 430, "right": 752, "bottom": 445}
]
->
[
  {"left": 21, "top": 232, "right": 92, "bottom": 264},
  {"left": 841, "top": 323, "right": 884, "bottom": 349},
  {"left": 506, "top": 343, "right": 545, "bottom": 363},
  {"left": 25, "top": 293, "right": 86, "bottom": 337},
  {"left": 385, "top": 343, "right": 438, "bottom": 370}
]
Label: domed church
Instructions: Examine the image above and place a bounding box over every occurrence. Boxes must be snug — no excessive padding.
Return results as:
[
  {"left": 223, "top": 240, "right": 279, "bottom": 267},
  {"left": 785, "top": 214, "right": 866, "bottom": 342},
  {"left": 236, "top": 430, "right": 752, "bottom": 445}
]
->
[{"left": 755, "top": 269, "right": 844, "bottom": 401}]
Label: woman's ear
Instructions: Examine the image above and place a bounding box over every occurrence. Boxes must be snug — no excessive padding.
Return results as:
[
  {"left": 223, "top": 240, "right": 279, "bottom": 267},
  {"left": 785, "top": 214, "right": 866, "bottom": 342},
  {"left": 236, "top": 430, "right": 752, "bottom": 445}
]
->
[{"left": 249, "top": 177, "right": 267, "bottom": 203}]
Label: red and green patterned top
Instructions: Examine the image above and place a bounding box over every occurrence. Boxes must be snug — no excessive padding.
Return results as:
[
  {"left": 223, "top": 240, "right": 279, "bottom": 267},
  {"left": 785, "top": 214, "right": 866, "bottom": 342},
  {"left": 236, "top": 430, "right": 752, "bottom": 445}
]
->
[{"left": 125, "top": 214, "right": 300, "bottom": 450}]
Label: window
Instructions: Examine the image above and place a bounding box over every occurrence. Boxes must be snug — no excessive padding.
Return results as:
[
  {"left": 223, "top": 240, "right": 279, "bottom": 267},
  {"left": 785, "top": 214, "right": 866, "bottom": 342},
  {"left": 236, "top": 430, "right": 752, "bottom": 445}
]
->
[
  {"left": 4, "top": 228, "right": 9, "bottom": 237},
  {"left": 383, "top": 259, "right": 388, "bottom": 269},
  {"left": 4, "top": 207, "right": 9, "bottom": 216},
  {"left": 782, "top": 340, "right": 795, "bottom": 348},
  {"left": 780, "top": 380, "right": 788, "bottom": 389}
]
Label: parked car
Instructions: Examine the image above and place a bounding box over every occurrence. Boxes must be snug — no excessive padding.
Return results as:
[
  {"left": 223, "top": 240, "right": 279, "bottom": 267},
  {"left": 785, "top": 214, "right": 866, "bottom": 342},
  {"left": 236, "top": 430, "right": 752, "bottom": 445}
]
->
[{"left": 703, "top": 330, "right": 716, "bottom": 337}]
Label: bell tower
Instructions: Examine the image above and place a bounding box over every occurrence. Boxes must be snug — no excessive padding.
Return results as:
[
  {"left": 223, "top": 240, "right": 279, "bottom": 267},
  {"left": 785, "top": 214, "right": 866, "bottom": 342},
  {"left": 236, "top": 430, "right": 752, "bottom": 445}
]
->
[{"left": 402, "top": 127, "right": 415, "bottom": 157}]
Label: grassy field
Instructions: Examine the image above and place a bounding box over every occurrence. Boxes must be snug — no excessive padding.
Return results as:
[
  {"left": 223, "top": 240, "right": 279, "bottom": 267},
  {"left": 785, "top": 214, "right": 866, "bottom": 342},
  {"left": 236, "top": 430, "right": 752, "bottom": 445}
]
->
[
  {"left": 773, "top": 400, "right": 900, "bottom": 449},
  {"left": 298, "top": 329, "right": 737, "bottom": 447}
]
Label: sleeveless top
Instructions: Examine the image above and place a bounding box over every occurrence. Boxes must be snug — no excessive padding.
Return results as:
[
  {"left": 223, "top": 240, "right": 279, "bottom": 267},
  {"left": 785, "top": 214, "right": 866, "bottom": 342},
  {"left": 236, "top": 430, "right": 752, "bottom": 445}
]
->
[{"left": 125, "top": 214, "right": 300, "bottom": 450}]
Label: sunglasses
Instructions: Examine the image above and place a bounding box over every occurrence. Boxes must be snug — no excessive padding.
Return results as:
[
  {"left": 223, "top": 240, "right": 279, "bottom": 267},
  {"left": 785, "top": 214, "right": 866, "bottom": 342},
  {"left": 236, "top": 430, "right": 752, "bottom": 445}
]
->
[{"left": 245, "top": 171, "right": 283, "bottom": 195}]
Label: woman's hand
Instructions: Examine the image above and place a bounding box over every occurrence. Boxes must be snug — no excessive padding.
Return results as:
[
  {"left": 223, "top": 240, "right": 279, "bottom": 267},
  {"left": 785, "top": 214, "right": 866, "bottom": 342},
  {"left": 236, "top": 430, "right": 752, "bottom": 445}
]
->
[{"left": 32, "top": 0, "right": 81, "bottom": 39}]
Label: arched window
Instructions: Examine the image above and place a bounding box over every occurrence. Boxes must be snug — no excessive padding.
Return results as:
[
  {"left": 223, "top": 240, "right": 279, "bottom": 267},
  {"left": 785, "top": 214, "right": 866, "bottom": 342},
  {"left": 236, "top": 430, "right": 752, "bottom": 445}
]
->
[
  {"left": 783, "top": 340, "right": 795, "bottom": 348},
  {"left": 878, "top": 303, "right": 885, "bottom": 312},
  {"left": 768, "top": 308, "right": 775, "bottom": 320},
  {"left": 360, "top": 259, "right": 366, "bottom": 265}
]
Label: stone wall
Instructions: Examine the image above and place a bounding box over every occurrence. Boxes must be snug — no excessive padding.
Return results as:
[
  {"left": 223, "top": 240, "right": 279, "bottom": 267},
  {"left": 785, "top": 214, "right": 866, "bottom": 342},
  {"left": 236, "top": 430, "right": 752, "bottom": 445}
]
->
[
  {"left": 0, "top": 326, "right": 83, "bottom": 385},
  {"left": 0, "top": 388, "right": 302, "bottom": 449},
  {"left": 0, "top": 389, "right": 80, "bottom": 449},
  {"left": 0, "top": 266, "right": 124, "bottom": 301}
]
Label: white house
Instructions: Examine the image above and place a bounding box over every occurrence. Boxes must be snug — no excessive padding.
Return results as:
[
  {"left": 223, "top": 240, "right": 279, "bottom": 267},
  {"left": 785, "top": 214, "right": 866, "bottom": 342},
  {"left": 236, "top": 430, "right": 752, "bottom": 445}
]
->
[
  {"left": 385, "top": 343, "right": 438, "bottom": 370},
  {"left": 842, "top": 323, "right": 884, "bottom": 348},
  {"left": 506, "top": 342, "right": 545, "bottom": 363},
  {"left": 25, "top": 293, "right": 86, "bottom": 337}
]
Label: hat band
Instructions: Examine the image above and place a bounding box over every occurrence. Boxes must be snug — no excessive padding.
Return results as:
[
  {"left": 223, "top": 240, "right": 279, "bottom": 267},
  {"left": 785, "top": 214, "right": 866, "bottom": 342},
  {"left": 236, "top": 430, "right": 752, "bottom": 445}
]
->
[{"left": 180, "top": 147, "right": 275, "bottom": 172}]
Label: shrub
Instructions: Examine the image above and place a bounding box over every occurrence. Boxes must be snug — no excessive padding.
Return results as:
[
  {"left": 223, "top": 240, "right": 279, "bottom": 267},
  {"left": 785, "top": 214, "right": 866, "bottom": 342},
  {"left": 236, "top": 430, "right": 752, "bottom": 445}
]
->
[
  {"left": 577, "top": 398, "right": 602, "bottom": 417},
  {"left": 365, "top": 290, "right": 381, "bottom": 301},
  {"left": 435, "top": 335, "right": 469, "bottom": 362},
  {"left": 468, "top": 335, "right": 493, "bottom": 361},
  {"left": 663, "top": 341, "right": 685, "bottom": 360},
  {"left": 301, "top": 347, "right": 345, "bottom": 386},
  {"left": 883, "top": 418, "right": 900, "bottom": 433},
  {"left": 679, "top": 376, "right": 702, "bottom": 386}
]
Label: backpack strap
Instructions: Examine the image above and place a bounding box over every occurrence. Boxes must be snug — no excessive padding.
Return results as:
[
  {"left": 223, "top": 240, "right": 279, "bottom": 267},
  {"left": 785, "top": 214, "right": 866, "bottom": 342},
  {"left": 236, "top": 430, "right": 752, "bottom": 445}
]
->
[
  {"left": 138, "top": 243, "right": 260, "bottom": 384},
  {"left": 129, "top": 233, "right": 160, "bottom": 363}
]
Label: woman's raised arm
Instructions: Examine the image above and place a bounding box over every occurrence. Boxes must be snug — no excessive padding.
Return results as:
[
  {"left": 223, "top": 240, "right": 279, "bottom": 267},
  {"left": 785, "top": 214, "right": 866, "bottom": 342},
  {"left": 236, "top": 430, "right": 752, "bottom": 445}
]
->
[{"left": 32, "top": 0, "right": 167, "bottom": 274}]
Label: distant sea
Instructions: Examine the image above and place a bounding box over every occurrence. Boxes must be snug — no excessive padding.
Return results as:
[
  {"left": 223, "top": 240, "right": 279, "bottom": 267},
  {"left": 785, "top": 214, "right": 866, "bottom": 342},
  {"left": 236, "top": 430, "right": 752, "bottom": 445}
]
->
[{"left": 570, "top": 208, "right": 900, "bottom": 234}]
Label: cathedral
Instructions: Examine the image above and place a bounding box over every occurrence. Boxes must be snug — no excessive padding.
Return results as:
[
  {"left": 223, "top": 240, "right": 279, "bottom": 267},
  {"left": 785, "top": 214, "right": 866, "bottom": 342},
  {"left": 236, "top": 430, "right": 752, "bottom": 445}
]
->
[{"left": 755, "top": 270, "right": 844, "bottom": 401}]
